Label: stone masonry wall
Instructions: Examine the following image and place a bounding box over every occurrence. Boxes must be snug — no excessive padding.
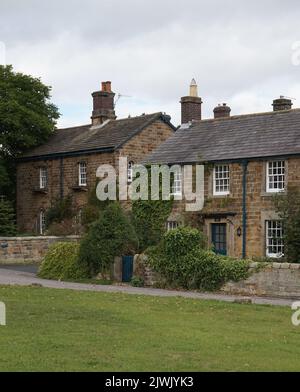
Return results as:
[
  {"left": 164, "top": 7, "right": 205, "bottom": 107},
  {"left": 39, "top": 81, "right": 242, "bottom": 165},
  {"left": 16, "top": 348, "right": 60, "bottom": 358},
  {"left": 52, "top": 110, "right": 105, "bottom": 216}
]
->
[
  {"left": 222, "top": 262, "right": 300, "bottom": 298},
  {"left": 134, "top": 255, "right": 300, "bottom": 298},
  {"left": 0, "top": 236, "right": 80, "bottom": 264}
]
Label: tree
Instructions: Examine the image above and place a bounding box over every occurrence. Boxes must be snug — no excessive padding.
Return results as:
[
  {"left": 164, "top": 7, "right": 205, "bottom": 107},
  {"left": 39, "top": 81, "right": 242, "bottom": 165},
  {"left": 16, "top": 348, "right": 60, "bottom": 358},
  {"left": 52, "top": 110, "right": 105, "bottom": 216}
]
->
[
  {"left": 0, "top": 65, "right": 60, "bottom": 200},
  {"left": 79, "top": 203, "right": 138, "bottom": 276},
  {"left": 0, "top": 199, "right": 16, "bottom": 236},
  {"left": 274, "top": 187, "right": 300, "bottom": 262}
]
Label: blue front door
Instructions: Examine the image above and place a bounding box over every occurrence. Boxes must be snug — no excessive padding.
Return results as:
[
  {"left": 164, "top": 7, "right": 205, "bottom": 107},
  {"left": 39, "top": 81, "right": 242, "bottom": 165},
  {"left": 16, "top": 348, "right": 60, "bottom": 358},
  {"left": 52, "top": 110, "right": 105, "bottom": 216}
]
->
[
  {"left": 122, "top": 256, "right": 134, "bottom": 282},
  {"left": 211, "top": 223, "right": 227, "bottom": 256}
]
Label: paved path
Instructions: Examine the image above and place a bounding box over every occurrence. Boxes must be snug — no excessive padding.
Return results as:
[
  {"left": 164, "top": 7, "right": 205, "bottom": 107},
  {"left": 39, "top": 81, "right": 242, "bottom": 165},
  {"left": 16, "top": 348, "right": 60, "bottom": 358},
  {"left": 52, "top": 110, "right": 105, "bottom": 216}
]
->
[
  {"left": 0, "top": 264, "right": 38, "bottom": 274},
  {"left": 0, "top": 267, "right": 296, "bottom": 307}
]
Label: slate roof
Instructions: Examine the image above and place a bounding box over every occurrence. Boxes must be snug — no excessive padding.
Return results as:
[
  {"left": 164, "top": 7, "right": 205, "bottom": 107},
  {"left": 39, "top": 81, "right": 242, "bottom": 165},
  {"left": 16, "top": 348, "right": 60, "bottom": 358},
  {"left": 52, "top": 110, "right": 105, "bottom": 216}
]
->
[
  {"left": 145, "top": 109, "right": 300, "bottom": 165},
  {"left": 21, "top": 112, "right": 175, "bottom": 160}
]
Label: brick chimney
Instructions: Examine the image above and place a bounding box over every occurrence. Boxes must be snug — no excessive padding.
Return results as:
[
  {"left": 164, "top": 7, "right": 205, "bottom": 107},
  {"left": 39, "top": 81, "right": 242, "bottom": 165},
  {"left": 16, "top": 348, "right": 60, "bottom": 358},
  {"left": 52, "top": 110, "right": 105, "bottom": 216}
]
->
[
  {"left": 91, "top": 81, "right": 116, "bottom": 125},
  {"left": 213, "top": 103, "right": 231, "bottom": 119},
  {"left": 180, "top": 79, "right": 203, "bottom": 124},
  {"left": 272, "top": 96, "right": 293, "bottom": 111}
]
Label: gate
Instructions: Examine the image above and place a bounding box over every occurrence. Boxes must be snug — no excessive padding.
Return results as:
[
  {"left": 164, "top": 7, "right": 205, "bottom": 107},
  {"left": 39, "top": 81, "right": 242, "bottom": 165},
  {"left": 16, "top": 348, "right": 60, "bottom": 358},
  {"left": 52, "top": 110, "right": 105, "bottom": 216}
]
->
[{"left": 122, "top": 255, "right": 134, "bottom": 282}]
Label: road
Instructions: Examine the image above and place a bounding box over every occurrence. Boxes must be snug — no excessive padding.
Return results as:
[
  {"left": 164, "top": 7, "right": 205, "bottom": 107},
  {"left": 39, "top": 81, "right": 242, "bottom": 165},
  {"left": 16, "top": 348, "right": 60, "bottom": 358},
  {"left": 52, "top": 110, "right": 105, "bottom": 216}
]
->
[{"left": 0, "top": 265, "right": 295, "bottom": 307}]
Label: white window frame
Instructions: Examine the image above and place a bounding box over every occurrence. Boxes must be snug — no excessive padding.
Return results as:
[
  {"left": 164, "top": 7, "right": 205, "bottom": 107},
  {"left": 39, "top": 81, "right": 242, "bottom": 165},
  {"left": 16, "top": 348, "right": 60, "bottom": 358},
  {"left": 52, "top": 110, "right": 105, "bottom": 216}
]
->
[
  {"left": 266, "top": 220, "right": 284, "bottom": 258},
  {"left": 171, "top": 169, "right": 182, "bottom": 196},
  {"left": 213, "top": 165, "right": 230, "bottom": 196},
  {"left": 266, "top": 161, "right": 285, "bottom": 193},
  {"left": 128, "top": 161, "right": 134, "bottom": 183},
  {"left": 79, "top": 162, "right": 87, "bottom": 187},
  {"left": 39, "top": 167, "right": 47, "bottom": 189},
  {"left": 166, "top": 221, "right": 179, "bottom": 231},
  {"left": 39, "top": 211, "right": 46, "bottom": 235}
]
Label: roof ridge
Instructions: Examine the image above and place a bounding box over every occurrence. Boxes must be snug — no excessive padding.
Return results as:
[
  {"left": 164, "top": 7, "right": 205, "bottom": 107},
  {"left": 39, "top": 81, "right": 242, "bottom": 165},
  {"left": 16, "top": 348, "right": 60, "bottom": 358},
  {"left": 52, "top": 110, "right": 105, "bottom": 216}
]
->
[
  {"left": 112, "top": 112, "right": 162, "bottom": 122},
  {"left": 56, "top": 112, "right": 162, "bottom": 131},
  {"left": 191, "top": 108, "right": 300, "bottom": 126},
  {"left": 55, "top": 124, "right": 91, "bottom": 131}
]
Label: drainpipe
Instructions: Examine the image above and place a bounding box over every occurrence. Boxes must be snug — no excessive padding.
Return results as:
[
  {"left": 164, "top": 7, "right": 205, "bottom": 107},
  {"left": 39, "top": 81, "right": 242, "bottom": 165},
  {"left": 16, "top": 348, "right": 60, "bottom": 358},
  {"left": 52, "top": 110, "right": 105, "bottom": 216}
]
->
[
  {"left": 60, "top": 157, "right": 64, "bottom": 199},
  {"left": 242, "top": 160, "right": 248, "bottom": 259}
]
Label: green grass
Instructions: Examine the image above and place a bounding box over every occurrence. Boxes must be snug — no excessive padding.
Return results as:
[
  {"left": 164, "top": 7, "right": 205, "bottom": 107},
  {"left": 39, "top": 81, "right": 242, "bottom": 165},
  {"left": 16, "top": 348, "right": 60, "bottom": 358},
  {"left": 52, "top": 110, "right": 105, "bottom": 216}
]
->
[{"left": 0, "top": 285, "right": 299, "bottom": 372}]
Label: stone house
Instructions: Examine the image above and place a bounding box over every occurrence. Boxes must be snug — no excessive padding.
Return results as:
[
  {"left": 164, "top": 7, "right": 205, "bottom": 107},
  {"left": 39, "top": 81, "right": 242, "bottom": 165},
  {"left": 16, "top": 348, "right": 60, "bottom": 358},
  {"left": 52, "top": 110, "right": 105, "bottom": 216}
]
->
[
  {"left": 145, "top": 80, "right": 300, "bottom": 260},
  {"left": 17, "top": 82, "right": 175, "bottom": 234}
]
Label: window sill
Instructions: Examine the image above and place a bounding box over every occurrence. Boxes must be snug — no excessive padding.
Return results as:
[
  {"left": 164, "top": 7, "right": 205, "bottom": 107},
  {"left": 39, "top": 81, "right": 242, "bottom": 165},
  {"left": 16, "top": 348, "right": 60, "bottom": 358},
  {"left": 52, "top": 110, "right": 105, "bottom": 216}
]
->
[
  {"left": 212, "top": 193, "right": 230, "bottom": 198},
  {"left": 33, "top": 188, "right": 48, "bottom": 194},
  {"left": 261, "top": 191, "right": 286, "bottom": 197},
  {"left": 72, "top": 185, "right": 88, "bottom": 192}
]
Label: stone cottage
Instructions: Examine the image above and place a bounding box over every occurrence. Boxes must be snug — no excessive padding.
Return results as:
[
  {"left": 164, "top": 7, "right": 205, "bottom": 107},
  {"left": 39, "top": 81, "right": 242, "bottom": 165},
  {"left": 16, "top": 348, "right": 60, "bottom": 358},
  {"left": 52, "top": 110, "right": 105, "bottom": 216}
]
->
[
  {"left": 145, "top": 80, "right": 300, "bottom": 260},
  {"left": 17, "top": 81, "right": 175, "bottom": 234}
]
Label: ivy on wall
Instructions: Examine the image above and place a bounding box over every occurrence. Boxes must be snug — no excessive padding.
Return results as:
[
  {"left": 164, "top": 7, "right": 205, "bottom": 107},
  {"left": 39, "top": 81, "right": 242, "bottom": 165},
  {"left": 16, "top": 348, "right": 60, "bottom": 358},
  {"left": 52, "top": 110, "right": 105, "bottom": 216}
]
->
[{"left": 132, "top": 198, "right": 173, "bottom": 252}]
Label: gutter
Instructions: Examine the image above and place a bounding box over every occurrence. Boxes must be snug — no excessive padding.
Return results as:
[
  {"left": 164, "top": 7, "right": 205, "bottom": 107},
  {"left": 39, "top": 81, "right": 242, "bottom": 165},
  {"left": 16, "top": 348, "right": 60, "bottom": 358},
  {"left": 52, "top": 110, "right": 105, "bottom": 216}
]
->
[
  {"left": 146, "top": 152, "right": 300, "bottom": 167},
  {"left": 17, "top": 146, "right": 115, "bottom": 163},
  {"left": 242, "top": 160, "right": 248, "bottom": 259}
]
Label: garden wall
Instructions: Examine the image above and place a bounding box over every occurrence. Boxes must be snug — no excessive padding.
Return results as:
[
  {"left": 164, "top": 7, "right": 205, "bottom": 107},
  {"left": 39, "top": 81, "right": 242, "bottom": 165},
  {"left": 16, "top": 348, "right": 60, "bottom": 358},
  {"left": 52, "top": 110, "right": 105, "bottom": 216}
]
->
[
  {"left": 0, "top": 236, "right": 80, "bottom": 264},
  {"left": 222, "top": 262, "right": 300, "bottom": 299},
  {"left": 134, "top": 256, "right": 300, "bottom": 299}
]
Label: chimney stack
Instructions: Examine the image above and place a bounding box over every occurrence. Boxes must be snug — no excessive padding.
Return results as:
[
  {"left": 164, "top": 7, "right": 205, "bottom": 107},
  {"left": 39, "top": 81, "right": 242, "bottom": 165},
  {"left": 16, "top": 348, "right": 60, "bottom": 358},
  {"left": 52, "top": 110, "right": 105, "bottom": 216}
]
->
[
  {"left": 272, "top": 96, "right": 293, "bottom": 112},
  {"left": 180, "top": 79, "right": 203, "bottom": 124},
  {"left": 213, "top": 103, "right": 231, "bottom": 119},
  {"left": 91, "top": 81, "right": 116, "bottom": 125}
]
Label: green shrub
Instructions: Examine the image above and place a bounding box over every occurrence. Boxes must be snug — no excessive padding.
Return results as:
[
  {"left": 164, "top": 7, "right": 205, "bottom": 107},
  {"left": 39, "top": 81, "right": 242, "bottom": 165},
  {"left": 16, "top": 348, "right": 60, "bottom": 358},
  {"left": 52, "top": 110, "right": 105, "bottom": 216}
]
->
[
  {"left": 164, "top": 226, "right": 207, "bottom": 258},
  {"left": 0, "top": 200, "right": 16, "bottom": 236},
  {"left": 38, "top": 242, "right": 89, "bottom": 280},
  {"left": 79, "top": 203, "right": 138, "bottom": 276},
  {"left": 274, "top": 187, "right": 300, "bottom": 262},
  {"left": 131, "top": 276, "right": 144, "bottom": 287},
  {"left": 146, "top": 227, "right": 249, "bottom": 292}
]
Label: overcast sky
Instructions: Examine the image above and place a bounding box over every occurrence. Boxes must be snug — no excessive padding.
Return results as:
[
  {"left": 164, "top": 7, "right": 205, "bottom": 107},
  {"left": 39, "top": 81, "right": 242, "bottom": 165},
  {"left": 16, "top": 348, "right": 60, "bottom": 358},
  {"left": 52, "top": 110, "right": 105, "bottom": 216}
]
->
[{"left": 1, "top": 0, "right": 300, "bottom": 127}]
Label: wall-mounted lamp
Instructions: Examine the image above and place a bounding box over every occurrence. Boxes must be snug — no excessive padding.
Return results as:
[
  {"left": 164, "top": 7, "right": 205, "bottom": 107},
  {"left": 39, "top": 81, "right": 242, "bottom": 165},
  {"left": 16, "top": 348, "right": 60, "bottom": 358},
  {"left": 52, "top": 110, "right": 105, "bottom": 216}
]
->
[{"left": 237, "top": 227, "right": 242, "bottom": 237}]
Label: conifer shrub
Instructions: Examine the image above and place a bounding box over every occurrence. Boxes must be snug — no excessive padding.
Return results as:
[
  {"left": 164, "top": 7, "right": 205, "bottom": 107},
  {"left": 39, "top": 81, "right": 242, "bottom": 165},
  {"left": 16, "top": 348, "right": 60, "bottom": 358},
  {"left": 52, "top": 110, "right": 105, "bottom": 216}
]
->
[{"left": 0, "top": 200, "right": 16, "bottom": 236}]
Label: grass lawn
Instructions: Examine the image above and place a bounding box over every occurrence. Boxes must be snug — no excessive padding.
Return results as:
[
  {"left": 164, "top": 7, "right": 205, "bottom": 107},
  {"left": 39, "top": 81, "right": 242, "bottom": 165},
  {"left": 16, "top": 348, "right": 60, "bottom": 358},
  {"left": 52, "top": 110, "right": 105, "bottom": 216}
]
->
[{"left": 0, "top": 285, "right": 299, "bottom": 372}]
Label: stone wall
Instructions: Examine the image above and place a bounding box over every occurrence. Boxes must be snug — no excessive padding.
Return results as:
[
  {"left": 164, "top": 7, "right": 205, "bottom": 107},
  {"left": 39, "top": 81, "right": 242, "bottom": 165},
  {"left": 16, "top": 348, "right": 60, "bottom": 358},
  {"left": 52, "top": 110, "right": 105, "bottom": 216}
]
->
[
  {"left": 0, "top": 236, "right": 80, "bottom": 264},
  {"left": 222, "top": 262, "right": 300, "bottom": 298},
  {"left": 133, "top": 255, "right": 300, "bottom": 298}
]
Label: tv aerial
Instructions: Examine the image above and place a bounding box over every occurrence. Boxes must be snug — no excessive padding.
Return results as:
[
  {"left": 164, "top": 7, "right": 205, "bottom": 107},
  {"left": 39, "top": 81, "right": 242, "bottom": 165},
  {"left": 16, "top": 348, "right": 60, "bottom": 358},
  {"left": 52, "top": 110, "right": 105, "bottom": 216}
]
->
[{"left": 114, "top": 93, "right": 132, "bottom": 108}]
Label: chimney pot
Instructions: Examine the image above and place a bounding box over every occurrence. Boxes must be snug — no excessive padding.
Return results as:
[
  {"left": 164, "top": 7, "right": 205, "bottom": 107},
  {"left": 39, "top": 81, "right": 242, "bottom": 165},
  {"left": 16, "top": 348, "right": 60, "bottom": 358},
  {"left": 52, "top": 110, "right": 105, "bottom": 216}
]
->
[
  {"left": 180, "top": 79, "right": 202, "bottom": 124},
  {"left": 101, "top": 81, "right": 112, "bottom": 92}
]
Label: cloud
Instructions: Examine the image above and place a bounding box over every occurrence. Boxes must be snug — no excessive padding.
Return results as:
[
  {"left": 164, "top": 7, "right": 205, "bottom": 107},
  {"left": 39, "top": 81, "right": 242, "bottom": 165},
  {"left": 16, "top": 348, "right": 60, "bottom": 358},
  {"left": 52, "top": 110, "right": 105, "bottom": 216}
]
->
[{"left": 1, "top": 0, "right": 300, "bottom": 127}]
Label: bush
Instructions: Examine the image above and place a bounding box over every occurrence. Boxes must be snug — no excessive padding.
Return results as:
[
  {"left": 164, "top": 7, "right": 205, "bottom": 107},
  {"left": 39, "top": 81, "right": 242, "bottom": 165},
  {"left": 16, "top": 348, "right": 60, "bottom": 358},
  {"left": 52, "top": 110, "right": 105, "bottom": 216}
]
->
[
  {"left": 0, "top": 200, "right": 16, "bottom": 236},
  {"left": 274, "top": 187, "right": 300, "bottom": 262},
  {"left": 164, "top": 226, "right": 207, "bottom": 258},
  {"left": 79, "top": 203, "right": 138, "bottom": 276},
  {"left": 38, "top": 242, "right": 89, "bottom": 280},
  {"left": 131, "top": 276, "right": 144, "bottom": 287},
  {"left": 146, "top": 227, "right": 249, "bottom": 292}
]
